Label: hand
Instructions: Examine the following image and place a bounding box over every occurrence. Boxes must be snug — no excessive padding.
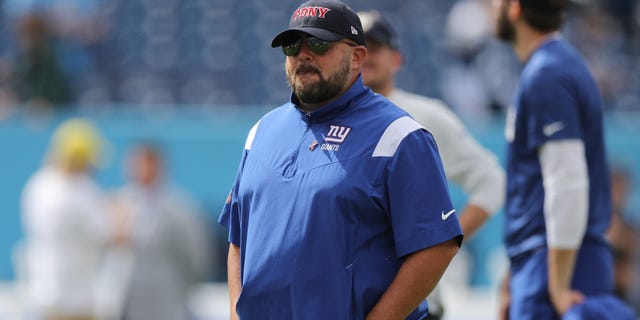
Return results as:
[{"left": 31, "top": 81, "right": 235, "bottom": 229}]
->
[
  {"left": 498, "top": 289, "right": 510, "bottom": 320},
  {"left": 498, "top": 276, "right": 510, "bottom": 320},
  {"left": 108, "top": 199, "right": 133, "bottom": 246},
  {"left": 549, "top": 287, "right": 585, "bottom": 315}
]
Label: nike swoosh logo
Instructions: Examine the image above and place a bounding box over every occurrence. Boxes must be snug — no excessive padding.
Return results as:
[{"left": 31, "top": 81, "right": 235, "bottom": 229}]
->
[
  {"left": 543, "top": 121, "right": 565, "bottom": 137},
  {"left": 441, "top": 209, "right": 455, "bottom": 220}
]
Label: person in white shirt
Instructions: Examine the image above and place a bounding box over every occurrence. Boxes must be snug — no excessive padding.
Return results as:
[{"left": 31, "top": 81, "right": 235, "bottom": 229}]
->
[
  {"left": 21, "top": 118, "right": 117, "bottom": 320},
  {"left": 358, "top": 10, "right": 506, "bottom": 320}
]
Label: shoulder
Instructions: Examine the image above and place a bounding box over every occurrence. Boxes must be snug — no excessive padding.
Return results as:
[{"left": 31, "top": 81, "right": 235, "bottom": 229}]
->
[
  {"left": 388, "top": 89, "right": 463, "bottom": 134},
  {"left": 243, "top": 104, "right": 294, "bottom": 150},
  {"left": 372, "top": 115, "right": 426, "bottom": 158},
  {"left": 523, "top": 39, "right": 589, "bottom": 88},
  {"left": 389, "top": 89, "right": 446, "bottom": 109},
  {"left": 256, "top": 103, "right": 296, "bottom": 126},
  {"left": 389, "top": 89, "right": 452, "bottom": 117},
  {"left": 353, "top": 92, "right": 442, "bottom": 156},
  {"left": 345, "top": 90, "right": 413, "bottom": 128},
  {"left": 24, "top": 167, "right": 63, "bottom": 196}
]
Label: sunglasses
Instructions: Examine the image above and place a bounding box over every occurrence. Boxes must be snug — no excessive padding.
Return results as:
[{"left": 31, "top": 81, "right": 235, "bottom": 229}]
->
[{"left": 282, "top": 37, "right": 357, "bottom": 56}]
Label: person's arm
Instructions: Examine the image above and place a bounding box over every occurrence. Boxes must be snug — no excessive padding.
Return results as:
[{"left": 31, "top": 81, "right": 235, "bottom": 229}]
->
[
  {"left": 547, "top": 248, "right": 585, "bottom": 314},
  {"left": 458, "top": 204, "right": 491, "bottom": 239},
  {"left": 443, "top": 129, "right": 504, "bottom": 238},
  {"left": 366, "top": 238, "right": 459, "bottom": 320},
  {"left": 539, "top": 140, "right": 589, "bottom": 314},
  {"left": 412, "top": 100, "right": 505, "bottom": 238},
  {"left": 498, "top": 271, "right": 511, "bottom": 320},
  {"left": 228, "top": 243, "right": 242, "bottom": 320}
]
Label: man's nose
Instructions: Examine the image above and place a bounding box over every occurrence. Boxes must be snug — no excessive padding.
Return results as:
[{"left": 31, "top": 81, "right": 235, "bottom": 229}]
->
[{"left": 297, "top": 42, "right": 314, "bottom": 61}]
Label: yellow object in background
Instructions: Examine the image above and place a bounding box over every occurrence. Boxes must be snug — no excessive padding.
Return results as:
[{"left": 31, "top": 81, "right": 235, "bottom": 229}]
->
[{"left": 50, "top": 118, "right": 104, "bottom": 168}]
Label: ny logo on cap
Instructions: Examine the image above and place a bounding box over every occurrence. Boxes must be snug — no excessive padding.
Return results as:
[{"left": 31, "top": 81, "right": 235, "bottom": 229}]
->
[{"left": 293, "top": 6, "right": 331, "bottom": 21}]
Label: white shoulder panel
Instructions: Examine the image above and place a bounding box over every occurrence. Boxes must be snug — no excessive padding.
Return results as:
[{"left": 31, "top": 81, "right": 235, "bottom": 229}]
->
[
  {"left": 372, "top": 116, "right": 423, "bottom": 157},
  {"left": 244, "top": 120, "right": 261, "bottom": 150}
]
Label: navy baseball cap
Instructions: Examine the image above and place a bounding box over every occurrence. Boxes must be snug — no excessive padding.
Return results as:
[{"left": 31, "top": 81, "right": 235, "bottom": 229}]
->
[
  {"left": 271, "top": 0, "right": 366, "bottom": 48},
  {"left": 357, "top": 10, "right": 399, "bottom": 50}
]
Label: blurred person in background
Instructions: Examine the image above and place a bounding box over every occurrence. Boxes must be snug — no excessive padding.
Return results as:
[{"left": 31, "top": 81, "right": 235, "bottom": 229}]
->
[
  {"left": 219, "top": 0, "right": 462, "bottom": 318},
  {"left": 440, "top": 0, "right": 520, "bottom": 120},
  {"left": 494, "top": 0, "right": 635, "bottom": 319},
  {"left": 20, "top": 118, "right": 118, "bottom": 320},
  {"left": 10, "top": 12, "right": 72, "bottom": 110},
  {"left": 357, "top": 10, "right": 506, "bottom": 319},
  {"left": 110, "top": 142, "right": 212, "bottom": 320}
]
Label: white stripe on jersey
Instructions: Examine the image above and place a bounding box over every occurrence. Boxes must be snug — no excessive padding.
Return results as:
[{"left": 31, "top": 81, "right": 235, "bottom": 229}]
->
[
  {"left": 245, "top": 120, "right": 261, "bottom": 150},
  {"left": 372, "top": 116, "right": 423, "bottom": 157}
]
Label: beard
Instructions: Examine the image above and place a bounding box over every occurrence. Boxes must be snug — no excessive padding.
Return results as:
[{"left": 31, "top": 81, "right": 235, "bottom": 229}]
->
[
  {"left": 496, "top": 1, "right": 515, "bottom": 42},
  {"left": 286, "top": 53, "right": 351, "bottom": 105}
]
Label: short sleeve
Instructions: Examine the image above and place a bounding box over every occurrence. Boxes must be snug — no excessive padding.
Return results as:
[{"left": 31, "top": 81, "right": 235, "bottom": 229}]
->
[
  {"left": 524, "top": 71, "right": 583, "bottom": 148},
  {"left": 219, "top": 120, "right": 260, "bottom": 246},
  {"left": 218, "top": 150, "right": 247, "bottom": 246},
  {"left": 385, "top": 130, "right": 463, "bottom": 258},
  {"left": 416, "top": 102, "right": 505, "bottom": 215}
]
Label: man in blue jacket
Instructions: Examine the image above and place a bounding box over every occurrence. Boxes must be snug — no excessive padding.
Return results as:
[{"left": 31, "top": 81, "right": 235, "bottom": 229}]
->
[{"left": 219, "top": 1, "right": 463, "bottom": 319}]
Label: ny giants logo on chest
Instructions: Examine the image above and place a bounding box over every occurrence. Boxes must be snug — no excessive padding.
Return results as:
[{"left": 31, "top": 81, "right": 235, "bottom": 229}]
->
[
  {"left": 325, "top": 125, "right": 351, "bottom": 143},
  {"left": 292, "top": 7, "right": 331, "bottom": 21},
  {"left": 321, "top": 125, "right": 351, "bottom": 151}
]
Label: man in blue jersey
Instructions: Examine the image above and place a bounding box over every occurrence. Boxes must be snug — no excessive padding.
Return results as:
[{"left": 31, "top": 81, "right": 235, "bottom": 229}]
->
[
  {"left": 495, "top": 0, "right": 628, "bottom": 319},
  {"left": 218, "top": 0, "right": 463, "bottom": 319}
]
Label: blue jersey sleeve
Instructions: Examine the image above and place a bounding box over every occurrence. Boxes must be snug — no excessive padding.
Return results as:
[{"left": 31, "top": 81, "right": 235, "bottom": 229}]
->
[
  {"left": 384, "top": 130, "right": 463, "bottom": 258},
  {"left": 524, "top": 70, "right": 583, "bottom": 148},
  {"left": 218, "top": 149, "right": 247, "bottom": 246}
]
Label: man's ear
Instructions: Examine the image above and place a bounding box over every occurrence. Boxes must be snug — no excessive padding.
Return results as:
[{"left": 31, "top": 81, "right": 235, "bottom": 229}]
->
[
  {"left": 391, "top": 50, "right": 404, "bottom": 74},
  {"left": 351, "top": 46, "right": 367, "bottom": 70},
  {"left": 509, "top": 0, "right": 521, "bottom": 22}
]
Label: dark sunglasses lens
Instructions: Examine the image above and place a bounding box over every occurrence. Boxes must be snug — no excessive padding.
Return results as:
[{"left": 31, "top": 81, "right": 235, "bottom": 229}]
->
[
  {"left": 282, "top": 38, "right": 302, "bottom": 56},
  {"left": 281, "top": 37, "right": 331, "bottom": 56},
  {"left": 307, "top": 38, "right": 330, "bottom": 55}
]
